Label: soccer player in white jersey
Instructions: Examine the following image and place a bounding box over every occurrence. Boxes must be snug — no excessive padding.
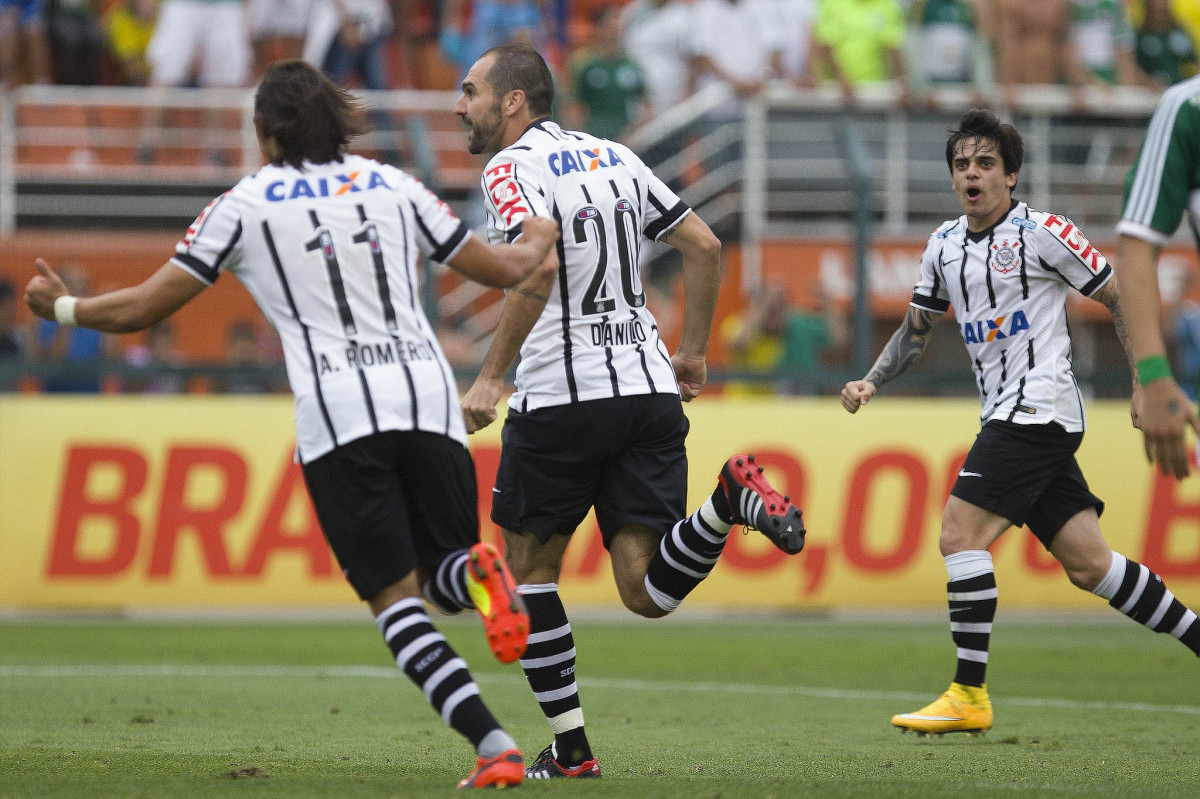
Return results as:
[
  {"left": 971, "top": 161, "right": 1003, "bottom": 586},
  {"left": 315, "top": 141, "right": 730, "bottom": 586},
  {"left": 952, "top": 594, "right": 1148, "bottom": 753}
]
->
[
  {"left": 452, "top": 43, "right": 806, "bottom": 779},
  {"left": 842, "top": 109, "right": 1200, "bottom": 737},
  {"left": 24, "top": 59, "right": 562, "bottom": 789}
]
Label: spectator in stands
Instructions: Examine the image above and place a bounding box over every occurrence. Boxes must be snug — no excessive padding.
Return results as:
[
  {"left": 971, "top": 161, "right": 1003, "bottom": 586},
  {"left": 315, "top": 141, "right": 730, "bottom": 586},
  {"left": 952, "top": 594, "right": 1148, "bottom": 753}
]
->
[
  {"left": 46, "top": 0, "right": 103, "bottom": 85},
  {"left": 138, "top": 0, "right": 251, "bottom": 163},
  {"left": 220, "top": 319, "right": 282, "bottom": 393},
  {"left": 438, "top": 0, "right": 551, "bottom": 79},
  {"left": 123, "top": 319, "right": 186, "bottom": 393},
  {"left": 564, "top": 5, "right": 649, "bottom": 143},
  {"left": 26, "top": 262, "right": 118, "bottom": 392},
  {"left": 0, "top": 278, "right": 23, "bottom": 391},
  {"left": 763, "top": 0, "right": 818, "bottom": 87},
  {"left": 908, "top": 0, "right": 995, "bottom": 102},
  {"left": 809, "top": 0, "right": 911, "bottom": 108},
  {"left": 1168, "top": 270, "right": 1200, "bottom": 401},
  {"left": 247, "top": 0, "right": 312, "bottom": 78},
  {"left": 102, "top": 0, "right": 155, "bottom": 85},
  {"left": 1065, "top": 0, "right": 1160, "bottom": 91},
  {"left": 0, "top": 278, "right": 24, "bottom": 362},
  {"left": 304, "top": 0, "right": 390, "bottom": 91},
  {"left": 688, "top": 0, "right": 787, "bottom": 228},
  {"left": 0, "top": 0, "right": 52, "bottom": 88},
  {"left": 720, "top": 280, "right": 846, "bottom": 397},
  {"left": 619, "top": 0, "right": 693, "bottom": 118},
  {"left": 995, "top": 0, "right": 1075, "bottom": 108},
  {"left": 1134, "top": 0, "right": 1197, "bottom": 86}
]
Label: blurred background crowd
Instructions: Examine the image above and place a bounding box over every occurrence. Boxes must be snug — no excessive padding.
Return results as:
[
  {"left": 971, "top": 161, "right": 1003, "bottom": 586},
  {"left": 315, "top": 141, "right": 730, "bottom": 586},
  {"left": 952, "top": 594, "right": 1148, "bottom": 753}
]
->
[{"left": 1, "top": 0, "right": 1197, "bottom": 396}]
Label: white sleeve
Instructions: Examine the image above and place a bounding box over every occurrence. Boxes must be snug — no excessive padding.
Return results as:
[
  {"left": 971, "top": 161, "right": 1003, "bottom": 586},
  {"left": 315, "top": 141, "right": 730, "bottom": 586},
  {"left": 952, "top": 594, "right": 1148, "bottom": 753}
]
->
[
  {"left": 171, "top": 189, "right": 244, "bottom": 285},
  {"left": 407, "top": 178, "right": 471, "bottom": 264},
  {"left": 1036, "top": 213, "right": 1113, "bottom": 297},
  {"left": 481, "top": 151, "right": 550, "bottom": 242}
]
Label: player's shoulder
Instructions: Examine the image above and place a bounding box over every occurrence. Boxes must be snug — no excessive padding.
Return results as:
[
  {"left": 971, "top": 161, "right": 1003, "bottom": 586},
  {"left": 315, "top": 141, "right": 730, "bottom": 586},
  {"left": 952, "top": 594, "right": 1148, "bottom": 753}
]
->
[{"left": 924, "top": 217, "right": 964, "bottom": 249}]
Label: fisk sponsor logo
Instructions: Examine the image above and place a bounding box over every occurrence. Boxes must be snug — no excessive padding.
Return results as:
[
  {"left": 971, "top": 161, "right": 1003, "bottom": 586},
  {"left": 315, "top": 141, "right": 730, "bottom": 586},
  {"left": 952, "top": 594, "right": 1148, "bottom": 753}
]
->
[
  {"left": 1043, "top": 214, "right": 1107, "bottom": 274},
  {"left": 265, "top": 170, "right": 393, "bottom": 202},
  {"left": 548, "top": 146, "right": 626, "bottom": 177},
  {"left": 484, "top": 161, "right": 533, "bottom": 227},
  {"left": 961, "top": 309, "right": 1029, "bottom": 344}
]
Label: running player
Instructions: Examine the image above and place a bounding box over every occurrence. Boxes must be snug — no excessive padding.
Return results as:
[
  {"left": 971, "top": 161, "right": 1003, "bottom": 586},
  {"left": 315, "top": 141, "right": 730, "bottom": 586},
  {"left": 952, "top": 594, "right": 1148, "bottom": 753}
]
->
[
  {"left": 24, "top": 59, "right": 559, "bottom": 789},
  {"left": 453, "top": 43, "right": 806, "bottom": 778},
  {"left": 842, "top": 108, "right": 1200, "bottom": 736}
]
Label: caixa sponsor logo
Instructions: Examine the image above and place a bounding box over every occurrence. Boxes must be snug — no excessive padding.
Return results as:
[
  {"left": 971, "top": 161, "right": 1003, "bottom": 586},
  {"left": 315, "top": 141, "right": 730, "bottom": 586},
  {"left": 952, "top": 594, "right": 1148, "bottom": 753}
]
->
[
  {"left": 548, "top": 146, "right": 626, "bottom": 176},
  {"left": 265, "top": 170, "right": 394, "bottom": 202},
  {"left": 961, "top": 310, "right": 1030, "bottom": 344}
]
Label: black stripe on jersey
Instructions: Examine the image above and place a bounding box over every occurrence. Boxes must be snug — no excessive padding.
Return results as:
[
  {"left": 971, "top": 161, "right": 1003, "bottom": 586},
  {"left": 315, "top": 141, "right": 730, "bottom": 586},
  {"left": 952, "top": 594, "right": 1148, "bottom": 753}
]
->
[
  {"left": 957, "top": 244, "right": 971, "bottom": 314},
  {"left": 427, "top": 334, "right": 455, "bottom": 435},
  {"left": 402, "top": 359, "right": 420, "bottom": 430},
  {"left": 599, "top": 314, "right": 620, "bottom": 395},
  {"left": 608, "top": 179, "right": 620, "bottom": 199},
  {"left": 308, "top": 210, "right": 357, "bottom": 336},
  {"left": 1080, "top": 266, "right": 1113, "bottom": 297},
  {"left": 1005, "top": 376, "right": 1027, "bottom": 422},
  {"left": 1026, "top": 338, "right": 1035, "bottom": 370},
  {"left": 357, "top": 367, "right": 379, "bottom": 433},
  {"left": 911, "top": 292, "right": 950, "bottom": 312},
  {"left": 1018, "top": 206, "right": 1030, "bottom": 299},
  {"left": 504, "top": 220, "right": 523, "bottom": 244},
  {"left": 984, "top": 228, "right": 997, "bottom": 309},
  {"left": 644, "top": 197, "right": 688, "bottom": 241},
  {"left": 632, "top": 178, "right": 643, "bottom": 216},
  {"left": 552, "top": 204, "right": 579, "bottom": 402},
  {"left": 632, "top": 310, "right": 656, "bottom": 391},
  {"left": 262, "top": 220, "right": 338, "bottom": 450},
  {"left": 413, "top": 204, "right": 470, "bottom": 264},
  {"left": 209, "top": 219, "right": 243, "bottom": 275},
  {"left": 395, "top": 204, "right": 417, "bottom": 311},
  {"left": 581, "top": 185, "right": 593, "bottom": 204},
  {"left": 974, "top": 357, "right": 987, "bottom": 399},
  {"left": 173, "top": 252, "right": 220, "bottom": 284}
]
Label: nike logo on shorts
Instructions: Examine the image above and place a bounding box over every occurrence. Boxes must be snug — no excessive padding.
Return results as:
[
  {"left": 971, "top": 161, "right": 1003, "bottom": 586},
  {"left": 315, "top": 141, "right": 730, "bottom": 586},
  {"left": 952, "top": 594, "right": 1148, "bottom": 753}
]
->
[{"left": 958, "top": 470, "right": 983, "bottom": 478}]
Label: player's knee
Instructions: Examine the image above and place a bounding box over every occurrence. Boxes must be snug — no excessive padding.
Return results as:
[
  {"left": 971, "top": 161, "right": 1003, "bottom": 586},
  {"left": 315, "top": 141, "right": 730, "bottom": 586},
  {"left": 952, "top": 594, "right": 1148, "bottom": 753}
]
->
[
  {"left": 622, "top": 593, "right": 668, "bottom": 619},
  {"left": 1063, "top": 559, "right": 1107, "bottom": 592}
]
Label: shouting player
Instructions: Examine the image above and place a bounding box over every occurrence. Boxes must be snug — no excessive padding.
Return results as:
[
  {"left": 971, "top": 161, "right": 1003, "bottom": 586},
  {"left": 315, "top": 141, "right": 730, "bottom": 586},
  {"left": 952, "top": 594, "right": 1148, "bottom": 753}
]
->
[
  {"left": 454, "top": 43, "right": 806, "bottom": 778},
  {"left": 842, "top": 108, "right": 1200, "bottom": 737}
]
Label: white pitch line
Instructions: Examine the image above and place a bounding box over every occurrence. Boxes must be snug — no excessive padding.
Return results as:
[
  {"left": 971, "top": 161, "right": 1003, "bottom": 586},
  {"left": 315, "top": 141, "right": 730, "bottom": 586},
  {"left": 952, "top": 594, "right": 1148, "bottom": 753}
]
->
[{"left": 1, "top": 664, "right": 1198, "bottom": 717}]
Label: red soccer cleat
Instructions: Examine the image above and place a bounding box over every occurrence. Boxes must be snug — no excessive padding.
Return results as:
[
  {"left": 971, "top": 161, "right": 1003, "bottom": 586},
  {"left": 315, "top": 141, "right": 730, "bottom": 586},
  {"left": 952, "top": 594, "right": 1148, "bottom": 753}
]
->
[
  {"left": 458, "top": 748, "right": 524, "bottom": 789},
  {"left": 717, "top": 454, "right": 806, "bottom": 555}
]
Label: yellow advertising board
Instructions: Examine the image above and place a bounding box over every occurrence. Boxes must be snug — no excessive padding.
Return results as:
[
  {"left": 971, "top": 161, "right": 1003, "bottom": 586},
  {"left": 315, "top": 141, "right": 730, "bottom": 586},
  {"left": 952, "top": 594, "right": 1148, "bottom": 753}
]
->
[{"left": 2, "top": 395, "right": 1198, "bottom": 610}]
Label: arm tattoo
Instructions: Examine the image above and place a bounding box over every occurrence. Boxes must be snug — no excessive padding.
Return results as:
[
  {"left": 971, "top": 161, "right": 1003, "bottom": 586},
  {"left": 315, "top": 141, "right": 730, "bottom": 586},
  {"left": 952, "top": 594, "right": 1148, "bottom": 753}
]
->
[
  {"left": 512, "top": 285, "right": 549, "bottom": 303},
  {"left": 1093, "top": 281, "right": 1137, "bottom": 377},
  {"left": 864, "top": 307, "right": 940, "bottom": 388}
]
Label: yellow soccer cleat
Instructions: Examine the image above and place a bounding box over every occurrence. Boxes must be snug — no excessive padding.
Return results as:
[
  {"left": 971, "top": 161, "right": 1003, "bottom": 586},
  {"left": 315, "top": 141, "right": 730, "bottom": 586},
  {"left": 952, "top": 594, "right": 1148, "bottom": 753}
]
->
[{"left": 891, "top": 682, "right": 993, "bottom": 736}]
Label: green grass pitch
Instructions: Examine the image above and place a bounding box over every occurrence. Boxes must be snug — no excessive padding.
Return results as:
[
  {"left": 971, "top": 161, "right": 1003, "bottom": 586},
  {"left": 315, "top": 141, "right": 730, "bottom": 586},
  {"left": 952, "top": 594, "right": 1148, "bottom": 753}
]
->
[{"left": 1, "top": 612, "right": 1197, "bottom": 798}]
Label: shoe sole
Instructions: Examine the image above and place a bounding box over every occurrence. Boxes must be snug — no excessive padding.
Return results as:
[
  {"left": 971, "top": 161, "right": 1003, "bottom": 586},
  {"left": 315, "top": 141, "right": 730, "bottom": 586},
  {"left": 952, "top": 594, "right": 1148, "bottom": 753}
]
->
[
  {"left": 466, "top": 543, "right": 529, "bottom": 664},
  {"left": 458, "top": 751, "right": 525, "bottom": 788},
  {"left": 894, "top": 725, "right": 989, "bottom": 738},
  {"left": 721, "top": 454, "right": 806, "bottom": 555}
]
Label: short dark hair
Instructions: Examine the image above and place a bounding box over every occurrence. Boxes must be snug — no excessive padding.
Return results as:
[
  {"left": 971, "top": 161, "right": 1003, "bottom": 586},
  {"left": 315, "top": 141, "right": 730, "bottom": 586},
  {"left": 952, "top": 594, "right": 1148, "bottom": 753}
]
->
[
  {"left": 483, "top": 43, "right": 555, "bottom": 117},
  {"left": 254, "top": 60, "right": 369, "bottom": 169},
  {"left": 945, "top": 108, "right": 1024, "bottom": 180}
]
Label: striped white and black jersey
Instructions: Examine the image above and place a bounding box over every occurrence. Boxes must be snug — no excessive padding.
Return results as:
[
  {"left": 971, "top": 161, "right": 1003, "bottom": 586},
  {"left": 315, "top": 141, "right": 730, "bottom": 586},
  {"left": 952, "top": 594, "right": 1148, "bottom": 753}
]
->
[
  {"left": 480, "top": 120, "right": 691, "bottom": 411},
  {"left": 912, "top": 199, "right": 1113, "bottom": 432},
  {"left": 172, "top": 154, "right": 472, "bottom": 463}
]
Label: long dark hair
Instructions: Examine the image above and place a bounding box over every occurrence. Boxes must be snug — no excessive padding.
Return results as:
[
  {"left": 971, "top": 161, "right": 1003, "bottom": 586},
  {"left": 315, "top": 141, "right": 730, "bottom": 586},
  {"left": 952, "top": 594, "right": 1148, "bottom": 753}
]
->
[{"left": 254, "top": 60, "right": 369, "bottom": 169}]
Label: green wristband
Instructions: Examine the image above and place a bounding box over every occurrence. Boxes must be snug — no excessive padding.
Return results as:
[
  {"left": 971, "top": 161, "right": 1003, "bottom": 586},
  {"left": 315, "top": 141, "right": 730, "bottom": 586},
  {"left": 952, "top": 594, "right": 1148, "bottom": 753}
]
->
[{"left": 1136, "top": 355, "right": 1173, "bottom": 386}]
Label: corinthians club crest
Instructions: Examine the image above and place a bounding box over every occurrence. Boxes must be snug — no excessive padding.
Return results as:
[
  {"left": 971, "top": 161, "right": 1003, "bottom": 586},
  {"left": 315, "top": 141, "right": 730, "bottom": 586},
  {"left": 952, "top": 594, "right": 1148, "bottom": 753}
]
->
[{"left": 989, "top": 239, "right": 1021, "bottom": 275}]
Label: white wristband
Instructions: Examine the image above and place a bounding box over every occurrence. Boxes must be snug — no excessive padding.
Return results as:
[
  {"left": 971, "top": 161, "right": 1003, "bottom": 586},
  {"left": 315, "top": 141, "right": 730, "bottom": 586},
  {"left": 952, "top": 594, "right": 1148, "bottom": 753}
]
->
[{"left": 53, "top": 295, "right": 79, "bottom": 327}]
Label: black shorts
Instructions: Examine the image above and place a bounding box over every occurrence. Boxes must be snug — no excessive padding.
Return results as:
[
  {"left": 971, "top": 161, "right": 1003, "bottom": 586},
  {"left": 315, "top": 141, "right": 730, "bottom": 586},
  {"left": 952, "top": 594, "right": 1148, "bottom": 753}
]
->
[
  {"left": 491, "top": 394, "right": 689, "bottom": 547},
  {"left": 951, "top": 420, "right": 1104, "bottom": 548},
  {"left": 302, "top": 430, "right": 479, "bottom": 601}
]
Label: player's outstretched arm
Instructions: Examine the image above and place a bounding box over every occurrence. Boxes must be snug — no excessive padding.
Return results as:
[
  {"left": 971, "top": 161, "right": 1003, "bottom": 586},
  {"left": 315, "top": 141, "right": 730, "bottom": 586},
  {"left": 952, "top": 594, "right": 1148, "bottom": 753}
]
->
[
  {"left": 661, "top": 211, "right": 721, "bottom": 401},
  {"left": 841, "top": 305, "right": 940, "bottom": 413},
  {"left": 446, "top": 216, "right": 559, "bottom": 288},
  {"left": 461, "top": 248, "right": 558, "bottom": 433},
  {"left": 25, "top": 258, "right": 206, "bottom": 333},
  {"left": 1114, "top": 234, "right": 1200, "bottom": 479}
]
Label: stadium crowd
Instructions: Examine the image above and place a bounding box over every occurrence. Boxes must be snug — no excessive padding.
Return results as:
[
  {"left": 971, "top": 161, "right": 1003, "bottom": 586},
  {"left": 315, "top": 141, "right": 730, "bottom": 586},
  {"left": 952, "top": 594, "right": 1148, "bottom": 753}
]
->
[{"left": 2, "top": 0, "right": 1200, "bottom": 394}]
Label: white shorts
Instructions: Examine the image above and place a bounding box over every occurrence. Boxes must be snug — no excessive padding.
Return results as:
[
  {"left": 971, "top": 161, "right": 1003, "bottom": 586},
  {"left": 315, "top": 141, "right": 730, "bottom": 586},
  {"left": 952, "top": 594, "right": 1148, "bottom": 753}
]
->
[
  {"left": 147, "top": 0, "right": 252, "bottom": 87},
  {"left": 247, "top": 0, "right": 312, "bottom": 39}
]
